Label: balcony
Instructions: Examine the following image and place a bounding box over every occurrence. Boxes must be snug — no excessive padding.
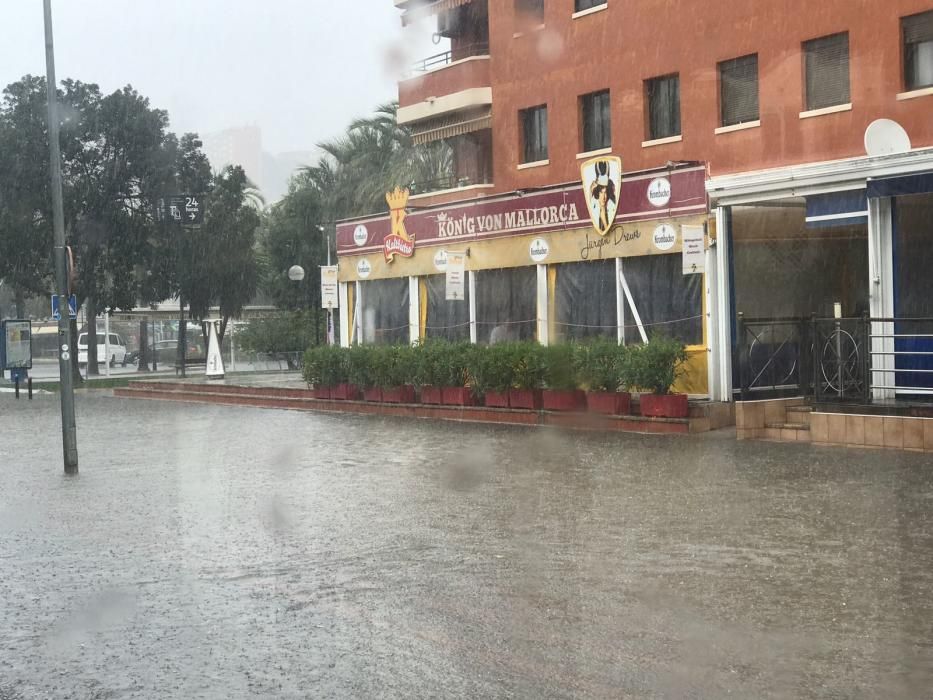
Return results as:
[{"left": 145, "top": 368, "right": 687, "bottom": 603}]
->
[{"left": 396, "top": 0, "right": 490, "bottom": 120}]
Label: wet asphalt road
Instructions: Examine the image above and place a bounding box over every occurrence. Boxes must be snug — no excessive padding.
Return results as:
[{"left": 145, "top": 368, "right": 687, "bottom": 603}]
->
[{"left": 1, "top": 393, "right": 932, "bottom": 699}]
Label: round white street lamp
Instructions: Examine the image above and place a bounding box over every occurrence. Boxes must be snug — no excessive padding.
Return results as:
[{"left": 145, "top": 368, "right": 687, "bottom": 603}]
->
[{"left": 287, "top": 265, "right": 306, "bottom": 282}]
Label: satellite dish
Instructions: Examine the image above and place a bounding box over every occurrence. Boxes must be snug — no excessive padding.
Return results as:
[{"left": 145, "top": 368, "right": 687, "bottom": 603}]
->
[{"left": 864, "top": 119, "right": 911, "bottom": 157}]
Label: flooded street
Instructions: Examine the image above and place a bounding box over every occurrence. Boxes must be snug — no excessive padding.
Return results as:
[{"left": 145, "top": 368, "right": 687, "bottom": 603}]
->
[{"left": 2, "top": 394, "right": 933, "bottom": 698}]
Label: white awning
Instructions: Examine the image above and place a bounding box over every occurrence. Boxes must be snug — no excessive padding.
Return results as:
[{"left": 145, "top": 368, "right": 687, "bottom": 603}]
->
[
  {"left": 402, "top": 0, "right": 473, "bottom": 26},
  {"left": 410, "top": 107, "right": 491, "bottom": 145}
]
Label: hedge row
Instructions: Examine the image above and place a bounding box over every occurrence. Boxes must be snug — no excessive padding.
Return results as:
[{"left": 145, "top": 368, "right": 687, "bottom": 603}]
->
[{"left": 303, "top": 337, "right": 687, "bottom": 396}]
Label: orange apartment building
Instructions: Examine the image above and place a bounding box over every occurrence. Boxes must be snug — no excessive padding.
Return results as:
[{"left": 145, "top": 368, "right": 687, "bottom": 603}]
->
[{"left": 336, "top": 1, "right": 933, "bottom": 445}]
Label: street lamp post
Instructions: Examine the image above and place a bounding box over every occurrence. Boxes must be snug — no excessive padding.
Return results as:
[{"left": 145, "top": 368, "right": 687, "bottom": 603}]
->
[{"left": 44, "top": 0, "right": 78, "bottom": 474}]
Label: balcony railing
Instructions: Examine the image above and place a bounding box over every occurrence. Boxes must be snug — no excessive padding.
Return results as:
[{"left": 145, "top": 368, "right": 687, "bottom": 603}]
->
[
  {"left": 408, "top": 175, "right": 478, "bottom": 196},
  {"left": 735, "top": 313, "right": 933, "bottom": 404},
  {"left": 411, "top": 42, "right": 490, "bottom": 73}
]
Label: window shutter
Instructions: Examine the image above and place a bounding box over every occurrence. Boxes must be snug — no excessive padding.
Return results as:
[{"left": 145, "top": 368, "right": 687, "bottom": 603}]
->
[
  {"left": 804, "top": 33, "right": 850, "bottom": 110},
  {"left": 720, "top": 55, "right": 759, "bottom": 126},
  {"left": 904, "top": 11, "right": 933, "bottom": 44}
]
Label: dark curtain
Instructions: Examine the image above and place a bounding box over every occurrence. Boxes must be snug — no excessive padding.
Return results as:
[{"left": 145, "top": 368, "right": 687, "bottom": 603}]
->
[
  {"left": 360, "top": 278, "right": 410, "bottom": 345},
  {"left": 425, "top": 274, "right": 470, "bottom": 341},
  {"left": 555, "top": 259, "right": 617, "bottom": 341},
  {"left": 623, "top": 254, "right": 702, "bottom": 345},
  {"left": 475, "top": 267, "right": 536, "bottom": 344}
]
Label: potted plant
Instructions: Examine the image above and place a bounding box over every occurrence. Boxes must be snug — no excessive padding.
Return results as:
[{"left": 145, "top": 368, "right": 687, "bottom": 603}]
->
[
  {"left": 579, "top": 339, "right": 632, "bottom": 415},
  {"left": 540, "top": 343, "right": 586, "bottom": 411},
  {"left": 471, "top": 343, "right": 512, "bottom": 408},
  {"left": 631, "top": 335, "right": 689, "bottom": 418},
  {"left": 508, "top": 342, "right": 544, "bottom": 410},
  {"left": 439, "top": 342, "right": 476, "bottom": 406},
  {"left": 348, "top": 345, "right": 380, "bottom": 402},
  {"left": 301, "top": 346, "right": 331, "bottom": 399},
  {"left": 318, "top": 345, "right": 349, "bottom": 399},
  {"left": 379, "top": 345, "right": 416, "bottom": 404},
  {"left": 416, "top": 340, "right": 444, "bottom": 405}
]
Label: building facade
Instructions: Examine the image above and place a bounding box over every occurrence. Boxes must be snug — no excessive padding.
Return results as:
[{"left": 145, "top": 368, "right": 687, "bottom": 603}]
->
[{"left": 336, "top": 0, "right": 933, "bottom": 406}]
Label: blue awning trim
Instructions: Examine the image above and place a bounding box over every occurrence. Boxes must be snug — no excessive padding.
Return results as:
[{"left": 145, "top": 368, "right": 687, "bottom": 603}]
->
[
  {"left": 805, "top": 190, "right": 868, "bottom": 228},
  {"left": 868, "top": 171, "right": 933, "bottom": 198}
]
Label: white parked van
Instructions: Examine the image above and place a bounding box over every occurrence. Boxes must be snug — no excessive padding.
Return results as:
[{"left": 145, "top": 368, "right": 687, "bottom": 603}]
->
[{"left": 77, "top": 332, "right": 128, "bottom": 367}]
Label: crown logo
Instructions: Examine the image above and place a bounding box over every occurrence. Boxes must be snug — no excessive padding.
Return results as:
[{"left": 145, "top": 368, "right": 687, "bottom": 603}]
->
[
  {"left": 386, "top": 187, "right": 411, "bottom": 243},
  {"left": 386, "top": 187, "right": 410, "bottom": 212}
]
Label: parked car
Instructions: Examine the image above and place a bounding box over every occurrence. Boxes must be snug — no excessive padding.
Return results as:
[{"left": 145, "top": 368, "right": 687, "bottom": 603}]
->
[
  {"left": 150, "top": 339, "right": 205, "bottom": 366},
  {"left": 77, "top": 332, "right": 128, "bottom": 367}
]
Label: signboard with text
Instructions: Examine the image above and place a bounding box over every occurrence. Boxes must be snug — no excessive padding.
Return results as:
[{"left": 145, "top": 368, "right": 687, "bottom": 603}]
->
[
  {"left": 1, "top": 320, "right": 32, "bottom": 370},
  {"left": 156, "top": 194, "right": 204, "bottom": 226},
  {"left": 320, "top": 265, "right": 339, "bottom": 309},
  {"left": 336, "top": 165, "right": 707, "bottom": 257},
  {"left": 681, "top": 225, "right": 706, "bottom": 275},
  {"left": 445, "top": 251, "right": 466, "bottom": 301}
]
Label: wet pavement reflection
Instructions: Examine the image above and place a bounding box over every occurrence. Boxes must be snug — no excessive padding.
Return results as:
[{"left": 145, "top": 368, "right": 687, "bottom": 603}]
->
[{"left": 1, "top": 394, "right": 932, "bottom": 698}]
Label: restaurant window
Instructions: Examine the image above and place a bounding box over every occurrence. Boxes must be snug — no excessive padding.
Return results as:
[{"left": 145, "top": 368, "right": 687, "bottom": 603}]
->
[
  {"left": 424, "top": 274, "right": 471, "bottom": 342},
  {"left": 803, "top": 32, "right": 850, "bottom": 110},
  {"left": 575, "top": 0, "right": 607, "bottom": 12},
  {"left": 903, "top": 10, "right": 933, "bottom": 91},
  {"left": 719, "top": 54, "right": 759, "bottom": 126},
  {"left": 622, "top": 255, "right": 702, "bottom": 346},
  {"left": 475, "top": 267, "right": 536, "bottom": 344},
  {"left": 515, "top": 0, "right": 544, "bottom": 26},
  {"left": 520, "top": 105, "right": 548, "bottom": 163},
  {"left": 554, "top": 260, "right": 617, "bottom": 341},
  {"left": 359, "top": 278, "right": 409, "bottom": 345},
  {"left": 645, "top": 74, "right": 680, "bottom": 141},
  {"left": 580, "top": 90, "right": 611, "bottom": 152}
]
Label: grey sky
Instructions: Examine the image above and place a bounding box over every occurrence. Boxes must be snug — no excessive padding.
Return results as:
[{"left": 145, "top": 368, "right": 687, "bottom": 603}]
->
[{"left": 1, "top": 1, "right": 438, "bottom": 154}]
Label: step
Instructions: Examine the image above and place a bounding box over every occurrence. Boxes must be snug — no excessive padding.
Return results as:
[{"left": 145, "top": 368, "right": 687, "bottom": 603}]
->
[
  {"left": 765, "top": 422, "right": 810, "bottom": 431},
  {"left": 785, "top": 405, "right": 813, "bottom": 427}
]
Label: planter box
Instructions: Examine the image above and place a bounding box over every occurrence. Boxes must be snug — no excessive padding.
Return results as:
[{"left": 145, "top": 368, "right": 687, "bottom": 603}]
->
[
  {"left": 363, "top": 387, "right": 383, "bottom": 402},
  {"left": 420, "top": 386, "right": 443, "bottom": 405},
  {"left": 542, "top": 389, "right": 586, "bottom": 412},
  {"left": 484, "top": 390, "right": 510, "bottom": 408},
  {"left": 382, "top": 385, "right": 416, "bottom": 404},
  {"left": 311, "top": 386, "right": 331, "bottom": 400},
  {"left": 586, "top": 391, "right": 631, "bottom": 415},
  {"left": 509, "top": 388, "right": 542, "bottom": 410},
  {"left": 331, "top": 383, "right": 360, "bottom": 401},
  {"left": 442, "top": 387, "right": 475, "bottom": 406},
  {"left": 639, "top": 393, "right": 689, "bottom": 418}
]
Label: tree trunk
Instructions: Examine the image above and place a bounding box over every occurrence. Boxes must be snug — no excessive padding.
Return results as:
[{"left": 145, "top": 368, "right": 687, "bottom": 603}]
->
[
  {"left": 137, "top": 319, "right": 149, "bottom": 372},
  {"left": 13, "top": 287, "right": 25, "bottom": 318},
  {"left": 86, "top": 296, "right": 100, "bottom": 376}
]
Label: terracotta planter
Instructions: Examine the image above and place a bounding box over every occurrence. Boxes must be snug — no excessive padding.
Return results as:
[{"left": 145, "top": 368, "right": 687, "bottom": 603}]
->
[
  {"left": 509, "top": 388, "right": 542, "bottom": 410},
  {"left": 382, "top": 385, "right": 416, "bottom": 404},
  {"left": 442, "top": 387, "right": 475, "bottom": 406},
  {"left": 311, "top": 386, "right": 331, "bottom": 400},
  {"left": 331, "top": 383, "right": 360, "bottom": 401},
  {"left": 639, "top": 393, "right": 689, "bottom": 418},
  {"left": 586, "top": 391, "right": 631, "bottom": 415},
  {"left": 484, "top": 390, "right": 510, "bottom": 408},
  {"left": 542, "top": 389, "right": 586, "bottom": 412},
  {"left": 363, "top": 387, "right": 383, "bottom": 402},
  {"left": 420, "top": 386, "right": 443, "bottom": 405}
]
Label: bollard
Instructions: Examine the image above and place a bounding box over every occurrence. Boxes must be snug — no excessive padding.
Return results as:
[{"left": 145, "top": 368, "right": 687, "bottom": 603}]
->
[
  {"left": 28, "top": 377, "right": 33, "bottom": 400},
  {"left": 14, "top": 377, "right": 19, "bottom": 399}
]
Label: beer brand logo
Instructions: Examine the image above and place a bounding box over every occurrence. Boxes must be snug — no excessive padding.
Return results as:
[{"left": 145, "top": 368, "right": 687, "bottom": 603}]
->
[
  {"left": 353, "top": 224, "right": 369, "bottom": 247},
  {"left": 384, "top": 187, "right": 415, "bottom": 262},
  {"left": 652, "top": 224, "right": 677, "bottom": 251},
  {"left": 529, "top": 238, "right": 550, "bottom": 262},
  {"left": 356, "top": 258, "right": 372, "bottom": 278},
  {"left": 581, "top": 155, "right": 623, "bottom": 236},
  {"left": 647, "top": 178, "right": 672, "bottom": 207}
]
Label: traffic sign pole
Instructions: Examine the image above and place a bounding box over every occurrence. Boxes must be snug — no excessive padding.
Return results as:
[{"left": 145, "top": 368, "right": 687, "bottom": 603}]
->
[{"left": 44, "top": 0, "right": 79, "bottom": 474}]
